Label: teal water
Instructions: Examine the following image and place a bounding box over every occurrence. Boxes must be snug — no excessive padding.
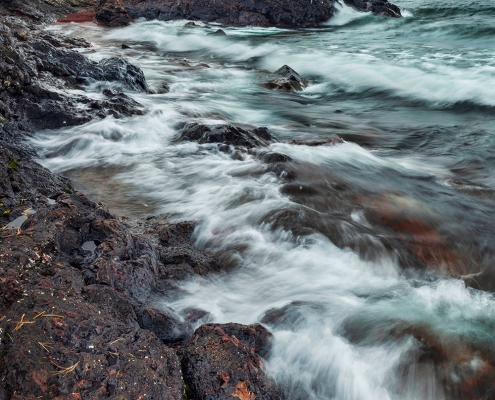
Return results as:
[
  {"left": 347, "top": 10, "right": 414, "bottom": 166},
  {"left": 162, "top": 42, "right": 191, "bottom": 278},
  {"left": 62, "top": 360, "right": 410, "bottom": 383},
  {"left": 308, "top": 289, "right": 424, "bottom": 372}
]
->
[{"left": 36, "top": 1, "right": 495, "bottom": 398}]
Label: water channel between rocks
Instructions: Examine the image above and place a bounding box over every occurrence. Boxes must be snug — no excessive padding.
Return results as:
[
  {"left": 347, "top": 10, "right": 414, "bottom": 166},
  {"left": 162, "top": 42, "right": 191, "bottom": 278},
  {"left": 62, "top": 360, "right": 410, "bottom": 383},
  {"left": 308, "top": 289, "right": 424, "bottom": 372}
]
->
[{"left": 33, "top": 1, "right": 495, "bottom": 398}]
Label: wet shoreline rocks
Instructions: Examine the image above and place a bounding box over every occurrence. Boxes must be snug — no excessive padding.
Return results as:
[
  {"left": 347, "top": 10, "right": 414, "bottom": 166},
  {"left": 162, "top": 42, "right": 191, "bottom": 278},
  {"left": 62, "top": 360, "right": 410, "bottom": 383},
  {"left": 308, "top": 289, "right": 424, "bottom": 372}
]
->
[
  {"left": 95, "top": 0, "right": 402, "bottom": 28},
  {"left": 0, "top": 15, "right": 146, "bottom": 155},
  {"left": 0, "top": 144, "right": 284, "bottom": 399},
  {"left": 0, "top": 4, "right": 285, "bottom": 399}
]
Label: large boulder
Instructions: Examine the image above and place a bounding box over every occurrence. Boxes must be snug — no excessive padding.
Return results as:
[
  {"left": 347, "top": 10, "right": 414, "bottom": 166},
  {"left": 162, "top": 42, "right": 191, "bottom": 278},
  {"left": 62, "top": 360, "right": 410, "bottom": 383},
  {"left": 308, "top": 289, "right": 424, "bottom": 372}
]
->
[{"left": 0, "top": 20, "right": 148, "bottom": 154}]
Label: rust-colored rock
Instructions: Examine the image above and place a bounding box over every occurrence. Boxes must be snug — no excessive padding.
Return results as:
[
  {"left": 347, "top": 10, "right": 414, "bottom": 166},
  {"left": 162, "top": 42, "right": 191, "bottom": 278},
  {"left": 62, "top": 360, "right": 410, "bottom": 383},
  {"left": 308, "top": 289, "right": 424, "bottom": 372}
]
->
[
  {"left": 180, "top": 323, "right": 284, "bottom": 400},
  {"left": 57, "top": 11, "right": 96, "bottom": 23}
]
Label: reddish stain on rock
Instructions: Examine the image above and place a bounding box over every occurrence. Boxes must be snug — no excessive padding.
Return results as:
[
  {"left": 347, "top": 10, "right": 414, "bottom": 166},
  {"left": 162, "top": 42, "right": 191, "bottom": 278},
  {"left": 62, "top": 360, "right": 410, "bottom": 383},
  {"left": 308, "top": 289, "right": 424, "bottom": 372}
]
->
[{"left": 58, "top": 11, "right": 96, "bottom": 23}]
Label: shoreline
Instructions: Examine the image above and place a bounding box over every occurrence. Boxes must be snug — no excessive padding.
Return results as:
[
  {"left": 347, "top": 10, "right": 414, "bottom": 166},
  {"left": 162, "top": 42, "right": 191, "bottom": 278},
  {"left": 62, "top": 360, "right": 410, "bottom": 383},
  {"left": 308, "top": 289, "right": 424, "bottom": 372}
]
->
[
  {"left": 7, "top": 1, "right": 495, "bottom": 399},
  {"left": 0, "top": 3, "right": 285, "bottom": 398}
]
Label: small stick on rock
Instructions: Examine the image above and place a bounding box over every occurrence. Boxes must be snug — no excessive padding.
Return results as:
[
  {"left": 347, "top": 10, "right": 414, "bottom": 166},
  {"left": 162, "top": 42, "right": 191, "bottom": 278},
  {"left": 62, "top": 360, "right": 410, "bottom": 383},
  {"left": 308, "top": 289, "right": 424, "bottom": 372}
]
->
[{"left": 13, "top": 314, "right": 35, "bottom": 331}]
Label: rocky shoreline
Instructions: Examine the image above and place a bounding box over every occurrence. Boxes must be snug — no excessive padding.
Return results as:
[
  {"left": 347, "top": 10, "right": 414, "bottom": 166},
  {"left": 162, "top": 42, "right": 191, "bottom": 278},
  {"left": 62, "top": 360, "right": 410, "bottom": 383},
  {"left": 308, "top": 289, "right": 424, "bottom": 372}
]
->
[
  {"left": 0, "top": 2, "right": 286, "bottom": 398},
  {"left": 0, "top": 0, "right": 413, "bottom": 398},
  {"left": 94, "top": 0, "right": 401, "bottom": 28}
]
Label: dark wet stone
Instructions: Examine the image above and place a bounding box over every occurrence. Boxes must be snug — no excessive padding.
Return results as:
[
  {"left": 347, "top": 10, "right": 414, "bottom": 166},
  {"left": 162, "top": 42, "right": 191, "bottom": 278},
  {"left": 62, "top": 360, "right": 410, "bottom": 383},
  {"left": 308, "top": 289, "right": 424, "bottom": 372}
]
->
[
  {"left": 158, "top": 221, "right": 196, "bottom": 246},
  {"left": 135, "top": 306, "right": 194, "bottom": 344},
  {"left": 264, "top": 65, "right": 307, "bottom": 92},
  {"left": 180, "top": 323, "right": 285, "bottom": 400},
  {"left": 97, "top": 0, "right": 392, "bottom": 28},
  {"left": 92, "top": 89, "right": 144, "bottom": 118},
  {"left": 77, "top": 57, "right": 150, "bottom": 93},
  {"left": 344, "top": 0, "right": 402, "bottom": 17},
  {"left": 263, "top": 152, "right": 292, "bottom": 163},
  {"left": 160, "top": 246, "right": 223, "bottom": 277},
  {"left": 287, "top": 136, "right": 344, "bottom": 146},
  {"left": 121, "top": 43, "right": 131, "bottom": 49},
  {"left": 184, "top": 21, "right": 198, "bottom": 27},
  {"left": 0, "top": 18, "right": 149, "bottom": 154},
  {"left": 159, "top": 82, "right": 171, "bottom": 93},
  {"left": 208, "top": 28, "right": 227, "bottom": 35},
  {"left": 176, "top": 123, "right": 277, "bottom": 148}
]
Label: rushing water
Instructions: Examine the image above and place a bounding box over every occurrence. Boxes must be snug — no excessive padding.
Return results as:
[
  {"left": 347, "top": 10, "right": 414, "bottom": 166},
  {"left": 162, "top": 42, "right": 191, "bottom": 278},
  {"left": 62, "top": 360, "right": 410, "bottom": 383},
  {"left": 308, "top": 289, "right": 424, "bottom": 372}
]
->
[{"left": 34, "top": 1, "right": 495, "bottom": 398}]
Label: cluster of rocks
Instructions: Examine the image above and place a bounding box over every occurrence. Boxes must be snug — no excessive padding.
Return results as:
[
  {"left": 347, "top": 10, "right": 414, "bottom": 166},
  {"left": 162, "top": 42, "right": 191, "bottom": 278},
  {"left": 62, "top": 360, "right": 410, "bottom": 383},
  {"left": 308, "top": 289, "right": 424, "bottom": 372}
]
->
[
  {"left": 95, "top": 0, "right": 401, "bottom": 28},
  {"left": 0, "top": 144, "right": 286, "bottom": 399},
  {"left": 0, "top": 13, "right": 147, "bottom": 155}
]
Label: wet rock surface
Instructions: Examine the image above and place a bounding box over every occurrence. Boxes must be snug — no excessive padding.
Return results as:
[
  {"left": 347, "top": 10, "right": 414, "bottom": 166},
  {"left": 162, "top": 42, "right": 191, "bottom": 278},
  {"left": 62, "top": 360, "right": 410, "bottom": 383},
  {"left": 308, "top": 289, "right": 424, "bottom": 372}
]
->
[
  {"left": 264, "top": 65, "right": 307, "bottom": 92},
  {"left": 77, "top": 57, "right": 150, "bottom": 93},
  {"left": 95, "top": 0, "right": 401, "bottom": 27},
  {"left": 0, "top": 145, "right": 284, "bottom": 399},
  {"left": 96, "top": 0, "right": 337, "bottom": 28},
  {"left": 0, "top": 14, "right": 146, "bottom": 155},
  {"left": 2, "top": 0, "right": 95, "bottom": 23},
  {"left": 180, "top": 323, "right": 284, "bottom": 400},
  {"left": 344, "top": 0, "right": 402, "bottom": 17},
  {"left": 176, "top": 123, "right": 277, "bottom": 148}
]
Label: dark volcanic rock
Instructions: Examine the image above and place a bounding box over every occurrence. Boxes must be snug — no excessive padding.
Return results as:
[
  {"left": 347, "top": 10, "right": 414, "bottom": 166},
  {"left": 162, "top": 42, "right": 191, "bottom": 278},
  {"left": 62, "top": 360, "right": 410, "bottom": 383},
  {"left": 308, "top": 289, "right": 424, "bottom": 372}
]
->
[
  {"left": 96, "top": 0, "right": 338, "bottom": 27},
  {"left": 0, "top": 147, "right": 187, "bottom": 399},
  {"left": 95, "top": 0, "right": 401, "bottom": 28},
  {"left": 78, "top": 57, "right": 150, "bottom": 93},
  {"left": 176, "top": 123, "right": 276, "bottom": 148},
  {"left": 208, "top": 28, "right": 227, "bottom": 35},
  {"left": 2, "top": 0, "right": 94, "bottom": 23},
  {"left": 0, "top": 18, "right": 148, "bottom": 154},
  {"left": 135, "top": 305, "right": 194, "bottom": 344},
  {"left": 92, "top": 88, "right": 144, "bottom": 118},
  {"left": 180, "top": 323, "right": 284, "bottom": 400},
  {"left": 344, "top": 0, "right": 402, "bottom": 17},
  {"left": 264, "top": 65, "right": 307, "bottom": 92},
  {"left": 0, "top": 144, "right": 285, "bottom": 398}
]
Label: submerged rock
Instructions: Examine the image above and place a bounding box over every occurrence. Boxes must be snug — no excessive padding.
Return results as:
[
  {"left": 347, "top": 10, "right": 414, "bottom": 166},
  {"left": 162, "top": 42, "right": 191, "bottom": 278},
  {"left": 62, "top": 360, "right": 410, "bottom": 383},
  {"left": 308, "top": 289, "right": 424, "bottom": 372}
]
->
[{"left": 264, "top": 65, "right": 307, "bottom": 92}]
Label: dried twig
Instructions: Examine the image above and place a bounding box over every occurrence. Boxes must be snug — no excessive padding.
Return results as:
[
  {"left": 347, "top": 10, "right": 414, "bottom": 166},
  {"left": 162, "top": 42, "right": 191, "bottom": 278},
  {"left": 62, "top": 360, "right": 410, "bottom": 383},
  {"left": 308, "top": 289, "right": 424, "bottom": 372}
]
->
[
  {"left": 110, "top": 338, "right": 124, "bottom": 345},
  {"left": 38, "top": 342, "right": 53, "bottom": 352},
  {"left": 33, "top": 311, "right": 46, "bottom": 319},
  {"left": 39, "top": 314, "right": 64, "bottom": 319},
  {"left": 13, "top": 314, "right": 35, "bottom": 331},
  {"left": 50, "top": 360, "right": 80, "bottom": 376},
  {"left": 0, "top": 231, "right": 34, "bottom": 239},
  {"left": 33, "top": 311, "right": 64, "bottom": 319}
]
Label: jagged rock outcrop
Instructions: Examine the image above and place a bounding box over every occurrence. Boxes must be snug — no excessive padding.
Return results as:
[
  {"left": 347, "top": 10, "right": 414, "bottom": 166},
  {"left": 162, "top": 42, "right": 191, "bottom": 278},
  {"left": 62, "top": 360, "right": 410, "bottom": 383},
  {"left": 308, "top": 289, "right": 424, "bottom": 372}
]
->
[
  {"left": 95, "top": 0, "right": 402, "bottom": 27},
  {"left": 0, "top": 18, "right": 146, "bottom": 155},
  {"left": 264, "top": 65, "right": 307, "bottom": 92}
]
